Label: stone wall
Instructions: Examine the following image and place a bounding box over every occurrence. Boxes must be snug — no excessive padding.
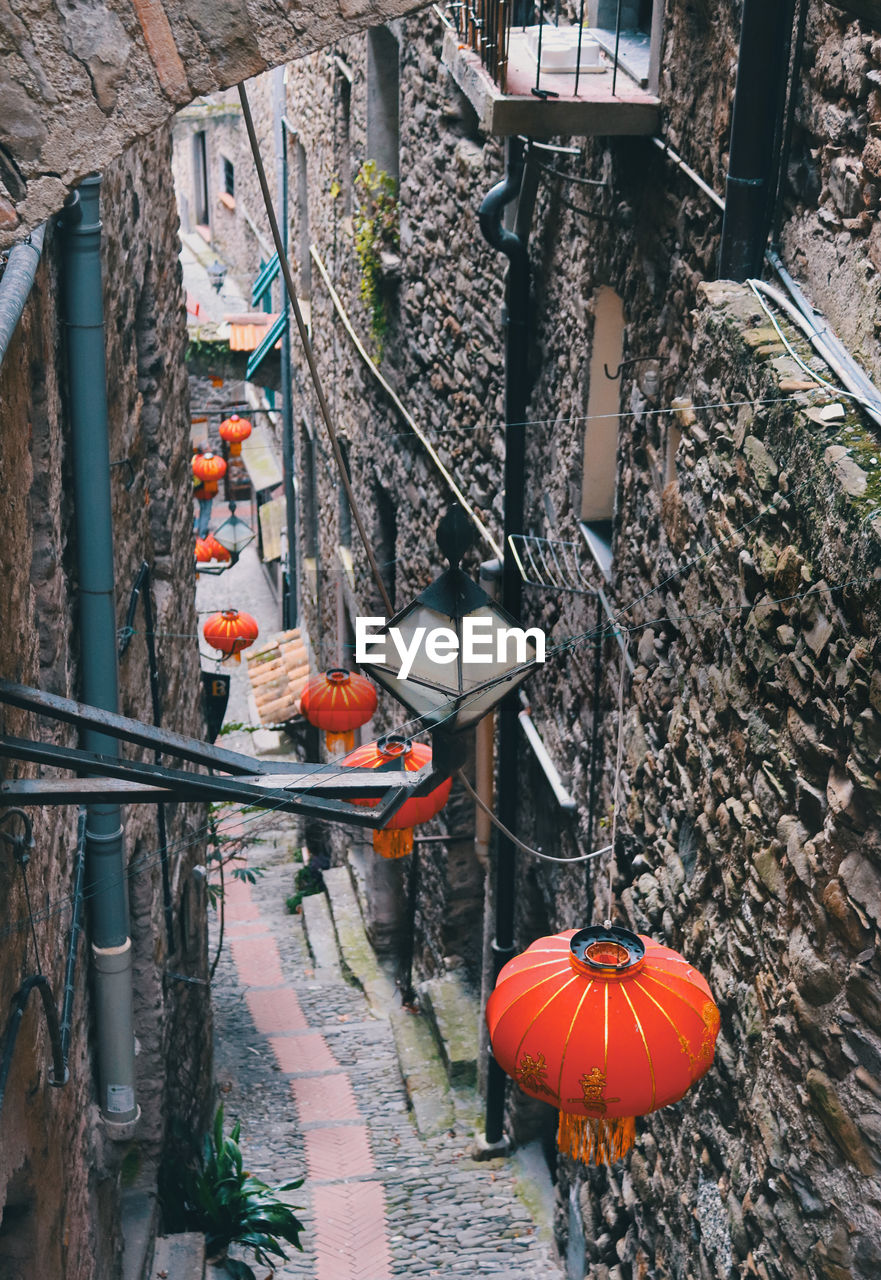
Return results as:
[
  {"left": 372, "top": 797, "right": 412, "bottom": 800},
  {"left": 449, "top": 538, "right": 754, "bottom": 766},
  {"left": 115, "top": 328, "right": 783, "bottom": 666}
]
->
[
  {"left": 0, "top": 0, "right": 433, "bottom": 246},
  {"left": 0, "top": 125, "right": 210, "bottom": 1279}
]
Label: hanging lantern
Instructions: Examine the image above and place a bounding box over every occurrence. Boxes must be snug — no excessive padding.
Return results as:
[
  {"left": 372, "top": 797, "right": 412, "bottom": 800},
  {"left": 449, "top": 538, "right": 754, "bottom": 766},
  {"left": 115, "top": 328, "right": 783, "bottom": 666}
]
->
[
  {"left": 195, "top": 536, "right": 213, "bottom": 565},
  {"left": 203, "top": 609, "right": 259, "bottom": 663},
  {"left": 192, "top": 451, "right": 227, "bottom": 499},
  {"left": 219, "top": 413, "right": 253, "bottom": 457},
  {"left": 486, "top": 925, "right": 719, "bottom": 1165},
  {"left": 343, "top": 735, "right": 452, "bottom": 858},
  {"left": 204, "top": 533, "right": 231, "bottom": 563},
  {"left": 300, "top": 669, "right": 378, "bottom": 753}
]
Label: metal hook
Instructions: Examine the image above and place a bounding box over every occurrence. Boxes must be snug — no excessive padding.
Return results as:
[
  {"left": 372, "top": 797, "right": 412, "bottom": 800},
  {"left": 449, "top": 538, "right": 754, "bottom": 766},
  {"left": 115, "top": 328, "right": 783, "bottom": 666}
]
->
[
  {"left": 0, "top": 808, "right": 35, "bottom": 863},
  {"left": 110, "top": 457, "right": 136, "bottom": 491},
  {"left": 603, "top": 355, "right": 662, "bottom": 381}
]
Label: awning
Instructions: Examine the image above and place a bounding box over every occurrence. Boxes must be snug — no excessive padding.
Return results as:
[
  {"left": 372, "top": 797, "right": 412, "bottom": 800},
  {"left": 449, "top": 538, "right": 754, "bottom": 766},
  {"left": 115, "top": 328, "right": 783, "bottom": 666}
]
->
[{"left": 240, "top": 419, "right": 283, "bottom": 492}]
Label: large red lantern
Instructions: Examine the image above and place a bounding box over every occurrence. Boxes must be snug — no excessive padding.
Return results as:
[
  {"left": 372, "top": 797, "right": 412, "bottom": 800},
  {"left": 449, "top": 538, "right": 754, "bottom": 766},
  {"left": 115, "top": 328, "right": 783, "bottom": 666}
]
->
[
  {"left": 343, "top": 735, "right": 452, "bottom": 859},
  {"left": 219, "top": 413, "right": 253, "bottom": 457},
  {"left": 486, "top": 925, "right": 719, "bottom": 1165},
  {"left": 193, "top": 451, "right": 227, "bottom": 499},
  {"left": 203, "top": 609, "right": 259, "bottom": 663},
  {"left": 300, "top": 669, "right": 378, "bottom": 753}
]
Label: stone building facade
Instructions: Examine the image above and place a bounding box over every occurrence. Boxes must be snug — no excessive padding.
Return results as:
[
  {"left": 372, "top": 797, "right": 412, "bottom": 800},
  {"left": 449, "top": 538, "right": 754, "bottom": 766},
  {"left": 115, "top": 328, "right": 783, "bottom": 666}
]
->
[
  {"left": 167, "top": 1, "right": 881, "bottom": 1276},
  {"left": 0, "top": 125, "right": 210, "bottom": 1278}
]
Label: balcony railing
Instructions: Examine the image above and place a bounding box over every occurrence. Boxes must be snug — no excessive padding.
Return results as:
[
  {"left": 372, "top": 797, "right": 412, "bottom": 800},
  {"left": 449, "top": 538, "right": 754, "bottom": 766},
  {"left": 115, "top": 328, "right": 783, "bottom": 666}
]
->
[{"left": 442, "top": 0, "right": 660, "bottom": 136}]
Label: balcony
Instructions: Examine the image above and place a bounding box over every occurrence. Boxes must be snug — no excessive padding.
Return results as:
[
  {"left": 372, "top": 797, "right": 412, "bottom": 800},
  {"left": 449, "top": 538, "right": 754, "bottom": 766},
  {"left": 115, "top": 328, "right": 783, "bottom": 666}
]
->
[{"left": 441, "top": 3, "right": 659, "bottom": 138}]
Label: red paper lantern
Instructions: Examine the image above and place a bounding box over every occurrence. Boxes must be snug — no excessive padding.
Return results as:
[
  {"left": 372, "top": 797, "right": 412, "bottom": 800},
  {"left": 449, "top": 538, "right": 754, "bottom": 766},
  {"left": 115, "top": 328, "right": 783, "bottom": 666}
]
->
[
  {"left": 486, "top": 925, "right": 719, "bottom": 1165},
  {"left": 195, "top": 536, "right": 212, "bottom": 564},
  {"left": 204, "top": 533, "right": 231, "bottom": 563},
  {"left": 300, "top": 669, "right": 378, "bottom": 753},
  {"left": 193, "top": 451, "right": 227, "bottom": 499},
  {"left": 343, "top": 735, "right": 452, "bottom": 859},
  {"left": 203, "top": 609, "right": 259, "bottom": 663},
  {"left": 219, "top": 413, "right": 253, "bottom": 457}
]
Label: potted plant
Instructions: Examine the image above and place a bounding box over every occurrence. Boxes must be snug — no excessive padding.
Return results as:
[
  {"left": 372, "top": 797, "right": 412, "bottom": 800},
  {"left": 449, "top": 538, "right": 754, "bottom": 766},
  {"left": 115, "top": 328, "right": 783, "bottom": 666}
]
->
[{"left": 183, "top": 1104, "right": 304, "bottom": 1279}]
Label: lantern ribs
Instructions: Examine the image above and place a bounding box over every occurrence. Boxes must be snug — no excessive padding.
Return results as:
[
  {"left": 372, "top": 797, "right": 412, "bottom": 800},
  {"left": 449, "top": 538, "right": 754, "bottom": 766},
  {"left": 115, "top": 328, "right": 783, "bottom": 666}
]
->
[{"left": 0, "top": 680, "right": 442, "bottom": 827}]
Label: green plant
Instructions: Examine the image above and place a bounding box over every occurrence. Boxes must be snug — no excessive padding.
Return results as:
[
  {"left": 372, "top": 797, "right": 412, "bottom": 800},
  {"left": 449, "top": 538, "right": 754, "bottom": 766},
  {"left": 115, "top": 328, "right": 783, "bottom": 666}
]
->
[
  {"left": 286, "top": 862, "right": 324, "bottom": 914},
  {"left": 353, "top": 160, "right": 399, "bottom": 358},
  {"left": 181, "top": 1105, "right": 304, "bottom": 1279}
]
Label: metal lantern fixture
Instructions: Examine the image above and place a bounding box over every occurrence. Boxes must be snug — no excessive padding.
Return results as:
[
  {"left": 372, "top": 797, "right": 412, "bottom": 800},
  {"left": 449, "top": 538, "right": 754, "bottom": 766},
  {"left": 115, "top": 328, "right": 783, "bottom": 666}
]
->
[
  {"left": 219, "top": 413, "right": 253, "bottom": 457},
  {"left": 358, "top": 505, "right": 540, "bottom": 734},
  {"left": 212, "top": 501, "right": 255, "bottom": 558},
  {"left": 203, "top": 609, "right": 259, "bottom": 663},
  {"left": 300, "top": 669, "right": 378, "bottom": 754},
  {"left": 486, "top": 925, "right": 719, "bottom": 1165},
  {"left": 343, "top": 735, "right": 452, "bottom": 858},
  {"left": 192, "top": 451, "right": 227, "bottom": 499}
]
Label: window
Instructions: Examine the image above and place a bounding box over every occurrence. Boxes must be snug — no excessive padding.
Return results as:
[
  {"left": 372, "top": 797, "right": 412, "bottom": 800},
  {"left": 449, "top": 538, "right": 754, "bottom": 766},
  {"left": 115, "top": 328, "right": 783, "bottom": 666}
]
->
[
  {"left": 367, "top": 27, "right": 400, "bottom": 184},
  {"left": 336, "top": 59, "right": 354, "bottom": 218},
  {"left": 579, "top": 286, "right": 625, "bottom": 580},
  {"left": 193, "top": 130, "right": 209, "bottom": 227},
  {"left": 223, "top": 157, "right": 235, "bottom": 197},
  {"left": 586, "top": 0, "right": 662, "bottom": 90},
  {"left": 373, "top": 482, "right": 397, "bottom": 610}
]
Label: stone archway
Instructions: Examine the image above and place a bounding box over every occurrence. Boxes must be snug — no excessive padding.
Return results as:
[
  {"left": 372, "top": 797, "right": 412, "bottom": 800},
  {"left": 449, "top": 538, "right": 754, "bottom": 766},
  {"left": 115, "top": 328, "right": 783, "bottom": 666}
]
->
[{"left": 0, "top": 0, "right": 430, "bottom": 246}]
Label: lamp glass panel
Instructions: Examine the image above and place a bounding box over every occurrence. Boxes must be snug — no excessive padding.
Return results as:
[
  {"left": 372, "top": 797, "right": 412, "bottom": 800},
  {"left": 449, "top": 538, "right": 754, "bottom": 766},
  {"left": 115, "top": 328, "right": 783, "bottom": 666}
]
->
[{"left": 214, "top": 514, "right": 254, "bottom": 555}]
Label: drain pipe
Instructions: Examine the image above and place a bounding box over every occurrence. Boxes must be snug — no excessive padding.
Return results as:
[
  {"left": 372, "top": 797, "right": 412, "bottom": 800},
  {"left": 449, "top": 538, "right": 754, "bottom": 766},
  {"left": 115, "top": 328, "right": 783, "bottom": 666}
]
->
[
  {"left": 718, "top": 0, "right": 795, "bottom": 279},
  {"left": 0, "top": 224, "right": 46, "bottom": 369},
  {"left": 478, "top": 137, "right": 530, "bottom": 1149},
  {"left": 61, "top": 176, "right": 138, "bottom": 1132}
]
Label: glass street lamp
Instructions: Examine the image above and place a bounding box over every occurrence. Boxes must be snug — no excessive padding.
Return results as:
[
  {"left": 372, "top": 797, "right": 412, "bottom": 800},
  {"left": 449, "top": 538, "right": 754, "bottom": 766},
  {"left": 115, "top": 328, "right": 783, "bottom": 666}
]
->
[
  {"left": 212, "top": 501, "right": 255, "bottom": 559},
  {"left": 358, "top": 505, "right": 542, "bottom": 734}
]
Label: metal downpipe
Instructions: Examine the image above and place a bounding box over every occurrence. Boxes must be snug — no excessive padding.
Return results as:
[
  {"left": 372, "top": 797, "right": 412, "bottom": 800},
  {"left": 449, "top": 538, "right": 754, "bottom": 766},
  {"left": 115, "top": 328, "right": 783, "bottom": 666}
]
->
[
  {"left": 718, "top": 0, "right": 795, "bottom": 280},
  {"left": 478, "top": 137, "right": 530, "bottom": 1147},
  {"left": 61, "top": 175, "right": 138, "bottom": 1131},
  {"left": 0, "top": 224, "right": 46, "bottom": 369}
]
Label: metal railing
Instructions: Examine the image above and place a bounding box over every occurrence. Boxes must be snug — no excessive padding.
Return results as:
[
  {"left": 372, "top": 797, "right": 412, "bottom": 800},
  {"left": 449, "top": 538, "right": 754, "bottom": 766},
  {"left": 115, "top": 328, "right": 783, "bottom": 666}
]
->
[{"left": 452, "top": 0, "right": 607, "bottom": 97}]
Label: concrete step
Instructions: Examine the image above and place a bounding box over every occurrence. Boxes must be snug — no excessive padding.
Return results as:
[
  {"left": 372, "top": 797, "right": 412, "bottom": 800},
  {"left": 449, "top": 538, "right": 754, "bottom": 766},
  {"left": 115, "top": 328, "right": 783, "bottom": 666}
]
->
[
  {"left": 418, "top": 971, "right": 480, "bottom": 1087},
  {"left": 321, "top": 864, "right": 455, "bottom": 1137},
  {"left": 301, "top": 888, "right": 343, "bottom": 979},
  {"left": 149, "top": 1232, "right": 205, "bottom": 1280}
]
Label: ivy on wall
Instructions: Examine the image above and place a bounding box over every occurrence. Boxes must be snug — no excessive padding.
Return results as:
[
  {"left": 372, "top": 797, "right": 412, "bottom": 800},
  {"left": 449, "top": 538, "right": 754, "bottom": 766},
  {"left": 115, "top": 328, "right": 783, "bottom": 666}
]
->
[{"left": 352, "top": 161, "right": 399, "bottom": 360}]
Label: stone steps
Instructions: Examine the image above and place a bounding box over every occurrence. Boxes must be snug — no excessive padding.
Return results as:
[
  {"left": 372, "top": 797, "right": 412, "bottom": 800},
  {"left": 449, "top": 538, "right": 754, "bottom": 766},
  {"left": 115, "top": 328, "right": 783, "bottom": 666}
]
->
[
  {"left": 305, "top": 862, "right": 456, "bottom": 1137},
  {"left": 149, "top": 1232, "right": 205, "bottom": 1280}
]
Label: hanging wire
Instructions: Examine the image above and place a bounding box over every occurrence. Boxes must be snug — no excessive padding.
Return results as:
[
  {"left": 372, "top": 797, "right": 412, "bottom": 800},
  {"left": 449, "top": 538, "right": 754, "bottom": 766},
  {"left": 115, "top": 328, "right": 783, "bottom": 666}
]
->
[{"left": 457, "top": 770, "right": 611, "bottom": 863}]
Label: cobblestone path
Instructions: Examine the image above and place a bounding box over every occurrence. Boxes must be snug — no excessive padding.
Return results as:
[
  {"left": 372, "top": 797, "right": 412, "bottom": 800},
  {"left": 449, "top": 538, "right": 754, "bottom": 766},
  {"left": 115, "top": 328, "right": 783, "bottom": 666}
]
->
[{"left": 211, "top": 825, "right": 563, "bottom": 1280}]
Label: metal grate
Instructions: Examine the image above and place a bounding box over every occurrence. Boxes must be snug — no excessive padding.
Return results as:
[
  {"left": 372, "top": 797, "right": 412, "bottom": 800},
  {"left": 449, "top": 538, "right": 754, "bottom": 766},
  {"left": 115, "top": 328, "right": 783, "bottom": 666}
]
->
[{"left": 508, "top": 533, "right": 597, "bottom": 595}]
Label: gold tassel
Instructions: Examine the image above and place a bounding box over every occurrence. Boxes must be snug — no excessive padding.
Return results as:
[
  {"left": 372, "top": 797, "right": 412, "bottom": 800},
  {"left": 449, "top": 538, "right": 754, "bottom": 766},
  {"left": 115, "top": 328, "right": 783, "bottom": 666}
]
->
[
  {"left": 325, "top": 729, "right": 355, "bottom": 754},
  {"left": 373, "top": 828, "right": 414, "bottom": 859},
  {"left": 557, "top": 1113, "right": 635, "bottom": 1165}
]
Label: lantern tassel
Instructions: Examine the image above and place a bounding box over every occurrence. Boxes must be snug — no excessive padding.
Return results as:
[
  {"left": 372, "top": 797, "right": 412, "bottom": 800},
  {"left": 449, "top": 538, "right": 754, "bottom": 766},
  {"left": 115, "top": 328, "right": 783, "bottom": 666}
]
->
[
  {"left": 557, "top": 1113, "right": 635, "bottom": 1165},
  {"left": 372, "top": 828, "right": 414, "bottom": 859},
  {"left": 325, "top": 729, "right": 356, "bottom": 754}
]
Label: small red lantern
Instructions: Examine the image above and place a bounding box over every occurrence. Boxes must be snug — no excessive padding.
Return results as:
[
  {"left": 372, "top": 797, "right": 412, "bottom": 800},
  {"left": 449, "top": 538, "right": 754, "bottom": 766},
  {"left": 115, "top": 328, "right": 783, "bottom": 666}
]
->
[
  {"left": 219, "top": 413, "right": 253, "bottom": 457},
  {"left": 300, "top": 669, "right": 378, "bottom": 753},
  {"left": 204, "top": 533, "right": 231, "bottom": 563},
  {"left": 203, "top": 609, "right": 259, "bottom": 663},
  {"left": 343, "top": 735, "right": 452, "bottom": 859},
  {"left": 195, "top": 536, "right": 212, "bottom": 564},
  {"left": 193, "top": 451, "right": 227, "bottom": 499},
  {"left": 486, "top": 926, "right": 719, "bottom": 1165}
]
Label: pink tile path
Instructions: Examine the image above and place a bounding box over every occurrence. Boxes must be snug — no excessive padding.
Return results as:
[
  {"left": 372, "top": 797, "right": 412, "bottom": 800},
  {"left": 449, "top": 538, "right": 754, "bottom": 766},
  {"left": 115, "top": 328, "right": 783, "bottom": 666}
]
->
[{"left": 228, "top": 883, "right": 391, "bottom": 1280}]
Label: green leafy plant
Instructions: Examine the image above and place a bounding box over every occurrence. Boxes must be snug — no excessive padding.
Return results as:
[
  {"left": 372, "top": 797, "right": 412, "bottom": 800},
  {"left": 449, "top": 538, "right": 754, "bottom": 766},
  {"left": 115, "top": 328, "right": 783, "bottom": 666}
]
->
[
  {"left": 182, "top": 1105, "right": 304, "bottom": 1279},
  {"left": 353, "top": 160, "right": 399, "bottom": 358},
  {"left": 286, "top": 862, "right": 324, "bottom": 914}
]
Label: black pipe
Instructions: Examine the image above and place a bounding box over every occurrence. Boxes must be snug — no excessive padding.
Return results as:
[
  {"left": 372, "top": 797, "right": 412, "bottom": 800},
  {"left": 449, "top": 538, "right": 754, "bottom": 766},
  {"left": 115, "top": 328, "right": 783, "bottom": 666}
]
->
[
  {"left": 718, "top": 0, "right": 796, "bottom": 280},
  {"left": 120, "top": 561, "right": 175, "bottom": 950},
  {"left": 770, "top": 0, "right": 808, "bottom": 250},
  {"left": 59, "top": 808, "right": 87, "bottom": 1067},
  {"left": 0, "top": 976, "right": 68, "bottom": 1124},
  {"left": 280, "top": 114, "right": 299, "bottom": 630},
  {"left": 585, "top": 593, "right": 604, "bottom": 868},
  {"left": 478, "top": 137, "right": 530, "bottom": 1147}
]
